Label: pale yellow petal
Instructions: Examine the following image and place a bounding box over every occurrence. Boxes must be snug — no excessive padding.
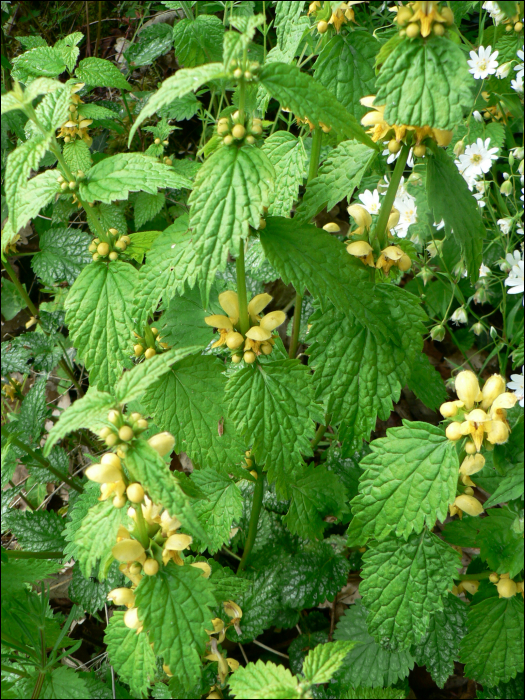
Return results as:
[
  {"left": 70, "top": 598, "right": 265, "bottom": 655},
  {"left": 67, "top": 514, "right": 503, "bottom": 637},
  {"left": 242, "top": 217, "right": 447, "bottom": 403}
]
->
[
  {"left": 260, "top": 310, "right": 286, "bottom": 332},
  {"left": 204, "top": 315, "right": 233, "bottom": 330},
  {"left": 218, "top": 291, "right": 239, "bottom": 323},
  {"left": 245, "top": 326, "right": 272, "bottom": 341},
  {"left": 248, "top": 293, "right": 273, "bottom": 317}
]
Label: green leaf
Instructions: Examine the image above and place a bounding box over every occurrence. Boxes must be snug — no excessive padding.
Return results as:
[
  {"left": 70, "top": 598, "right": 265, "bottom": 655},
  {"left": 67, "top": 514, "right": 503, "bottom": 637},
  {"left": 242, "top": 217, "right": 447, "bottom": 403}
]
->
[
  {"left": 31, "top": 84, "right": 71, "bottom": 132},
  {"left": 340, "top": 687, "right": 406, "bottom": 699},
  {"left": 484, "top": 467, "right": 524, "bottom": 507},
  {"left": 65, "top": 261, "right": 137, "bottom": 391},
  {"left": 303, "top": 641, "right": 357, "bottom": 684},
  {"left": 173, "top": 15, "right": 224, "bottom": 67},
  {"left": 64, "top": 498, "right": 132, "bottom": 579},
  {"left": 229, "top": 660, "right": 300, "bottom": 699},
  {"left": 11, "top": 47, "right": 66, "bottom": 81},
  {"left": 313, "top": 32, "right": 378, "bottom": 120},
  {"left": 407, "top": 353, "right": 447, "bottom": 411},
  {"left": 412, "top": 594, "right": 468, "bottom": 688},
  {"left": 129, "top": 63, "right": 228, "bottom": 145},
  {"left": 282, "top": 462, "right": 347, "bottom": 540},
  {"left": 159, "top": 287, "right": 216, "bottom": 352},
  {"left": 360, "top": 530, "right": 461, "bottom": 650},
  {"left": 142, "top": 354, "right": 245, "bottom": 471},
  {"left": 78, "top": 153, "right": 192, "bottom": 204},
  {"left": 485, "top": 414, "right": 524, "bottom": 506},
  {"left": 4, "top": 168, "right": 59, "bottom": 242},
  {"left": 208, "top": 560, "right": 252, "bottom": 603},
  {"left": 259, "top": 62, "right": 377, "bottom": 148},
  {"left": 426, "top": 147, "right": 484, "bottom": 282},
  {"left": 187, "top": 145, "right": 274, "bottom": 301},
  {"left": 4, "top": 510, "right": 66, "bottom": 552},
  {"left": 125, "top": 23, "right": 173, "bottom": 68},
  {"left": 274, "top": 1, "right": 306, "bottom": 51},
  {"left": 135, "top": 561, "right": 215, "bottom": 691},
  {"left": 333, "top": 601, "right": 414, "bottom": 688},
  {"left": 295, "top": 139, "right": 375, "bottom": 223},
  {"left": 350, "top": 421, "right": 458, "bottom": 541},
  {"left": 126, "top": 230, "right": 162, "bottom": 263},
  {"left": 225, "top": 359, "right": 320, "bottom": 496},
  {"left": 105, "top": 610, "right": 157, "bottom": 697},
  {"left": 31, "top": 227, "right": 92, "bottom": 286},
  {"left": 261, "top": 131, "right": 306, "bottom": 218},
  {"left": 69, "top": 560, "right": 124, "bottom": 614},
  {"left": 125, "top": 439, "right": 208, "bottom": 540},
  {"left": 461, "top": 586, "right": 524, "bottom": 686},
  {"left": 16, "top": 35, "right": 49, "bottom": 49},
  {"left": 6, "top": 137, "right": 53, "bottom": 232},
  {"left": 191, "top": 468, "right": 243, "bottom": 554},
  {"left": 375, "top": 36, "right": 474, "bottom": 130},
  {"left": 1, "top": 558, "right": 63, "bottom": 598},
  {"left": 134, "top": 192, "right": 166, "bottom": 229},
  {"left": 14, "top": 375, "right": 49, "bottom": 445},
  {"left": 54, "top": 32, "right": 83, "bottom": 72},
  {"left": 63, "top": 139, "right": 92, "bottom": 174},
  {"left": 158, "top": 92, "right": 200, "bottom": 121},
  {"left": 77, "top": 103, "right": 121, "bottom": 121},
  {"left": 476, "top": 507, "right": 524, "bottom": 578},
  {"left": 75, "top": 57, "right": 132, "bottom": 90},
  {"left": 1, "top": 278, "right": 27, "bottom": 321},
  {"left": 40, "top": 667, "right": 90, "bottom": 700},
  {"left": 307, "top": 292, "right": 425, "bottom": 451},
  {"left": 44, "top": 387, "right": 114, "bottom": 455},
  {"left": 477, "top": 674, "right": 525, "bottom": 699}
]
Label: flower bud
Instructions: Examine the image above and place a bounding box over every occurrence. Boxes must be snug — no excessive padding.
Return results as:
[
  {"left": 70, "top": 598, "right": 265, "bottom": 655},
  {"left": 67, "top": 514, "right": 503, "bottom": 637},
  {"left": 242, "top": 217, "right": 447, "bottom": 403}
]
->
[
  {"left": 127, "top": 483, "right": 145, "bottom": 503},
  {"left": 113, "top": 494, "right": 127, "bottom": 508},
  {"left": 388, "top": 139, "right": 401, "bottom": 154},
  {"left": 261, "top": 342, "right": 272, "bottom": 355},
  {"left": 246, "top": 135, "right": 255, "bottom": 145},
  {"left": 226, "top": 332, "right": 244, "bottom": 350},
  {"left": 148, "top": 432, "right": 175, "bottom": 457},
  {"left": 115, "top": 239, "right": 127, "bottom": 251},
  {"left": 317, "top": 20, "right": 328, "bottom": 33},
  {"left": 453, "top": 139, "right": 465, "bottom": 157},
  {"left": 112, "top": 539, "right": 145, "bottom": 562},
  {"left": 396, "top": 6, "right": 414, "bottom": 26},
  {"left": 119, "top": 425, "right": 134, "bottom": 442},
  {"left": 485, "top": 420, "right": 509, "bottom": 445},
  {"left": 481, "top": 374, "right": 506, "bottom": 409},
  {"left": 398, "top": 254, "right": 412, "bottom": 271},
  {"left": 143, "top": 558, "right": 159, "bottom": 576},
  {"left": 413, "top": 144, "right": 426, "bottom": 158},
  {"left": 323, "top": 222, "right": 341, "bottom": 233},
  {"left": 144, "top": 348, "right": 156, "bottom": 359},
  {"left": 232, "top": 124, "right": 245, "bottom": 139},
  {"left": 450, "top": 306, "right": 468, "bottom": 325},
  {"left": 223, "top": 600, "right": 242, "bottom": 619},
  {"left": 108, "top": 410, "right": 120, "bottom": 424},
  {"left": 164, "top": 533, "right": 192, "bottom": 551},
  {"left": 134, "top": 344, "right": 144, "bottom": 356},
  {"left": 459, "top": 580, "right": 479, "bottom": 595},
  {"left": 137, "top": 419, "right": 148, "bottom": 430},
  {"left": 217, "top": 122, "right": 230, "bottom": 136},
  {"left": 500, "top": 180, "right": 513, "bottom": 196},
  {"left": 459, "top": 453, "right": 485, "bottom": 476},
  {"left": 464, "top": 440, "right": 476, "bottom": 454},
  {"left": 489, "top": 573, "right": 499, "bottom": 583},
  {"left": 491, "top": 392, "right": 518, "bottom": 410},
  {"left": 440, "top": 401, "right": 462, "bottom": 418},
  {"left": 124, "top": 607, "right": 140, "bottom": 629},
  {"left": 406, "top": 22, "right": 420, "bottom": 38},
  {"left": 455, "top": 371, "right": 480, "bottom": 409},
  {"left": 97, "top": 242, "right": 109, "bottom": 256},
  {"left": 232, "top": 354, "right": 242, "bottom": 363},
  {"left": 105, "top": 433, "right": 119, "bottom": 447},
  {"left": 446, "top": 422, "right": 464, "bottom": 441},
  {"left": 191, "top": 561, "right": 211, "bottom": 578},
  {"left": 387, "top": 208, "right": 400, "bottom": 230},
  {"left": 453, "top": 494, "right": 484, "bottom": 517},
  {"left": 107, "top": 587, "right": 135, "bottom": 607},
  {"left": 463, "top": 486, "right": 474, "bottom": 496},
  {"left": 433, "top": 22, "right": 445, "bottom": 36},
  {"left": 461, "top": 474, "right": 476, "bottom": 486},
  {"left": 497, "top": 578, "right": 517, "bottom": 598},
  {"left": 223, "top": 134, "right": 234, "bottom": 146},
  {"left": 85, "top": 462, "right": 122, "bottom": 483},
  {"left": 243, "top": 351, "right": 256, "bottom": 364},
  {"left": 346, "top": 240, "right": 374, "bottom": 258},
  {"left": 430, "top": 324, "right": 446, "bottom": 342},
  {"left": 101, "top": 452, "right": 121, "bottom": 469}
]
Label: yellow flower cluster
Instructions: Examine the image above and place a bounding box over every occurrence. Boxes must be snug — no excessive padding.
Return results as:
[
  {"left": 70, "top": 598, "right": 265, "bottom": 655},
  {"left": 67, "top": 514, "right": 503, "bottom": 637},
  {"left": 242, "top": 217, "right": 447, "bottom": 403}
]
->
[
  {"left": 132, "top": 324, "right": 169, "bottom": 360},
  {"left": 96, "top": 408, "right": 153, "bottom": 456},
  {"left": 309, "top": 1, "right": 359, "bottom": 34},
  {"left": 89, "top": 228, "right": 131, "bottom": 263},
  {"left": 452, "top": 573, "right": 524, "bottom": 600},
  {"left": 394, "top": 1, "right": 454, "bottom": 39},
  {"left": 203, "top": 601, "right": 243, "bottom": 686},
  {"left": 204, "top": 291, "right": 286, "bottom": 364},
  {"left": 56, "top": 83, "right": 93, "bottom": 146},
  {"left": 217, "top": 111, "right": 264, "bottom": 147}
]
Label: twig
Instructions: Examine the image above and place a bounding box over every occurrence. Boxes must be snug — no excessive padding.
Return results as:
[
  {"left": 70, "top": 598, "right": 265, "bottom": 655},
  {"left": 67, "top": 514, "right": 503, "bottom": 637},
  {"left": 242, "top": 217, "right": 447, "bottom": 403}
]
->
[
  {"left": 238, "top": 643, "right": 249, "bottom": 665},
  {"left": 253, "top": 640, "right": 289, "bottom": 659}
]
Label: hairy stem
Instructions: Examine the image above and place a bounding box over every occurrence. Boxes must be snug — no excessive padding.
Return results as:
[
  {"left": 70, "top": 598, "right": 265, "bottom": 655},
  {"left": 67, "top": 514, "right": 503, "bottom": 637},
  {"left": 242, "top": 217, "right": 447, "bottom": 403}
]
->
[
  {"left": 236, "top": 241, "right": 250, "bottom": 336},
  {"left": 237, "top": 466, "right": 265, "bottom": 573},
  {"left": 372, "top": 143, "right": 409, "bottom": 250}
]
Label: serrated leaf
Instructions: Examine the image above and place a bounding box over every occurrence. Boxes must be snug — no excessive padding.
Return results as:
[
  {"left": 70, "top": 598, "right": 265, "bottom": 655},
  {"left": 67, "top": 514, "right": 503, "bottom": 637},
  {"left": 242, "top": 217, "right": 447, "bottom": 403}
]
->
[
  {"left": 1, "top": 558, "right": 63, "bottom": 598},
  {"left": 65, "top": 261, "right": 137, "bottom": 391},
  {"left": 134, "top": 192, "right": 165, "bottom": 229},
  {"left": 78, "top": 153, "right": 191, "bottom": 204},
  {"left": 426, "top": 147, "right": 484, "bottom": 283},
  {"left": 69, "top": 560, "right": 124, "bottom": 614},
  {"left": 282, "top": 462, "right": 347, "bottom": 540},
  {"left": 351, "top": 421, "right": 458, "bottom": 541},
  {"left": 159, "top": 287, "right": 216, "bottom": 351},
  {"left": 6, "top": 136, "right": 53, "bottom": 232},
  {"left": 412, "top": 593, "right": 468, "bottom": 688},
  {"left": 135, "top": 561, "right": 215, "bottom": 691},
  {"left": 44, "top": 387, "right": 114, "bottom": 455},
  {"left": 173, "top": 15, "right": 224, "bottom": 67},
  {"left": 125, "top": 439, "right": 208, "bottom": 540},
  {"left": 126, "top": 230, "right": 161, "bottom": 263},
  {"left": 13, "top": 375, "right": 48, "bottom": 445},
  {"left": 63, "top": 139, "right": 92, "bottom": 174},
  {"left": 129, "top": 63, "right": 228, "bottom": 145},
  {"left": 209, "top": 561, "right": 252, "bottom": 603},
  {"left": 31, "top": 227, "right": 92, "bottom": 286},
  {"left": 229, "top": 660, "right": 300, "bottom": 699},
  {"left": 75, "top": 57, "right": 132, "bottom": 90},
  {"left": 105, "top": 610, "right": 157, "bottom": 697},
  {"left": 191, "top": 468, "right": 243, "bottom": 554},
  {"left": 333, "top": 600, "right": 414, "bottom": 688},
  {"left": 40, "top": 667, "right": 90, "bottom": 700},
  {"left": 261, "top": 131, "right": 306, "bottom": 218},
  {"left": 158, "top": 92, "right": 200, "bottom": 121},
  {"left": 30, "top": 85, "right": 71, "bottom": 133},
  {"left": 274, "top": 1, "right": 305, "bottom": 51},
  {"left": 484, "top": 468, "right": 524, "bottom": 506},
  {"left": 307, "top": 292, "right": 425, "bottom": 451},
  {"left": 3, "top": 168, "right": 59, "bottom": 246},
  {"left": 407, "top": 352, "right": 447, "bottom": 411},
  {"left": 375, "top": 36, "right": 474, "bottom": 130},
  {"left": 295, "top": 139, "right": 375, "bottom": 222},
  {"left": 4, "top": 510, "right": 66, "bottom": 552},
  {"left": 477, "top": 673, "right": 525, "bottom": 699},
  {"left": 259, "top": 62, "right": 376, "bottom": 148},
  {"left": 11, "top": 47, "right": 66, "bottom": 81},
  {"left": 485, "top": 415, "right": 524, "bottom": 506},
  {"left": 476, "top": 507, "right": 524, "bottom": 578},
  {"left": 54, "top": 32, "right": 83, "bottom": 72},
  {"left": 461, "top": 586, "right": 524, "bottom": 686},
  {"left": 225, "top": 360, "right": 320, "bottom": 497},
  {"left": 125, "top": 23, "right": 173, "bottom": 68},
  {"left": 360, "top": 531, "right": 461, "bottom": 650},
  {"left": 303, "top": 641, "right": 357, "bottom": 684},
  {"left": 314, "top": 32, "right": 377, "bottom": 120},
  {"left": 340, "top": 687, "right": 406, "bottom": 700},
  {"left": 142, "top": 353, "right": 245, "bottom": 471},
  {"left": 187, "top": 145, "right": 274, "bottom": 301}
]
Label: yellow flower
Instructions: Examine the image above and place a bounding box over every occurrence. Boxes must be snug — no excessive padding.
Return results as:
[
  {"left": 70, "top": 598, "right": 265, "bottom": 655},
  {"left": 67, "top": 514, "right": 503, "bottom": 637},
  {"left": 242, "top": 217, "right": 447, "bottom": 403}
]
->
[
  {"left": 347, "top": 204, "right": 372, "bottom": 236},
  {"left": 376, "top": 245, "right": 405, "bottom": 274},
  {"left": 223, "top": 599, "right": 243, "bottom": 635},
  {"left": 162, "top": 533, "right": 192, "bottom": 565},
  {"left": 452, "top": 493, "right": 484, "bottom": 517},
  {"left": 346, "top": 240, "right": 375, "bottom": 267},
  {"left": 410, "top": 1, "right": 447, "bottom": 37}
]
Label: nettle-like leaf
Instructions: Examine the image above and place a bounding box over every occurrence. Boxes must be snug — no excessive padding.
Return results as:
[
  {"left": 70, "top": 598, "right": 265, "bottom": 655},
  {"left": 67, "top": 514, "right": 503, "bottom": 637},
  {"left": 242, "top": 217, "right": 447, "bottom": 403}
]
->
[
  {"left": 258, "top": 62, "right": 376, "bottom": 148},
  {"left": 65, "top": 261, "right": 137, "bottom": 391},
  {"left": 225, "top": 359, "right": 322, "bottom": 497},
  {"left": 350, "top": 422, "right": 458, "bottom": 541},
  {"left": 11, "top": 46, "right": 66, "bottom": 81},
  {"left": 485, "top": 414, "right": 524, "bottom": 506},
  {"left": 476, "top": 507, "right": 524, "bottom": 579},
  {"left": 135, "top": 562, "right": 216, "bottom": 691},
  {"left": 1, "top": 558, "right": 63, "bottom": 598},
  {"left": 406, "top": 352, "right": 447, "bottom": 411},
  {"left": 333, "top": 601, "right": 415, "bottom": 688},
  {"left": 78, "top": 153, "right": 192, "bottom": 204},
  {"left": 173, "top": 15, "right": 224, "bottom": 67},
  {"left": 187, "top": 145, "right": 275, "bottom": 301},
  {"left": 191, "top": 468, "right": 243, "bottom": 554},
  {"left": 307, "top": 288, "right": 426, "bottom": 452},
  {"left": 75, "top": 56, "right": 132, "bottom": 90},
  {"left": 105, "top": 611, "right": 157, "bottom": 697},
  {"left": 359, "top": 530, "right": 461, "bottom": 650},
  {"left": 4, "top": 510, "right": 66, "bottom": 553},
  {"left": 413, "top": 593, "right": 468, "bottom": 689},
  {"left": 159, "top": 287, "right": 216, "bottom": 352},
  {"left": 134, "top": 191, "right": 165, "bottom": 229},
  {"left": 229, "top": 660, "right": 300, "bottom": 700},
  {"left": 142, "top": 354, "right": 246, "bottom": 471},
  {"left": 125, "top": 439, "right": 207, "bottom": 541},
  {"left": 6, "top": 136, "right": 53, "bottom": 232},
  {"left": 63, "top": 139, "right": 93, "bottom": 175},
  {"left": 303, "top": 641, "right": 358, "bottom": 685},
  {"left": 476, "top": 674, "right": 525, "bottom": 700},
  {"left": 31, "top": 227, "right": 92, "bottom": 286},
  {"left": 341, "top": 687, "right": 407, "bottom": 699},
  {"left": 426, "top": 146, "right": 485, "bottom": 282},
  {"left": 261, "top": 131, "right": 307, "bottom": 218},
  {"left": 125, "top": 23, "right": 174, "bottom": 68},
  {"left": 375, "top": 36, "right": 474, "bottom": 130},
  {"left": 295, "top": 139, "right": 375, "bottom": 223},
  {"left": 461, "top": 585, "right": 524, "bottom": 686},
  {"left": 313, "top": 31, "right": 378, "bottom": 120}
]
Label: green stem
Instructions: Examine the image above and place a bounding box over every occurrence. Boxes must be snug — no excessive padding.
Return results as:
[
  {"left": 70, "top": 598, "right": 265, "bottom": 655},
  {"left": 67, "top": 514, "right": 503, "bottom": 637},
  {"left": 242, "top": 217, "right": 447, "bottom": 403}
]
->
[
  {"left": 236, "top": 242, "right": 250, "bottom": 336},
  {"left": 289, "top": 127, "right": 323, "bottom": 359},
  {"left": 5, "top": 550, "right": 63, "bottom": 559},
  {"left": 372, "top": 142, "right": 410, "bottom": 250},
  {"left": 311, "top": 415, "right": 331, "bottom": 450},
  {"left": 1, "top": 427, "right": 83, "bottom": 493},
  {"left": 31, "top": 671, "right": 45, "bottom": 700},
  {"left": 457, "top": 572, "right": 492, "bottom": 581},
  {"left": 133, "top": 505, "right": 150, "bottom": 549},
  {"left": 238, "top": 77, "right": 246, "bottom": 124},
  {"left": 237, "top": 467, "right": 265, "bottom": 574},
  {"left": 1, "top": 664, "right": 29, "bottom": 678},
  {"left": 179, "top": 1, "right": 194, "bottom": 20}
]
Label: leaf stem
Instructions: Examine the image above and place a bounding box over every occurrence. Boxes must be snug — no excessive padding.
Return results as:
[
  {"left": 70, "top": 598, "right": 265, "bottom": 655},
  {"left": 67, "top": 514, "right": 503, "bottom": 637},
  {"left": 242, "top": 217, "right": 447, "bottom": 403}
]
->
[
  {"left": 132, "top": 503, "right": 150, "bottom": 549},
  {"left": 372, "top": 143, "right": 410, "bottom": 250},
  {"left": 457, "top": 572, "right": 493, "bottom": 581},
  {"left": 5, "top": 550, "right": 64, "bottom": 559},
  {"left": 236, "top": 241, "right": 250, "bottom": 336},
  {"left": 237, "top": 466, "right": 265, "bottom": 574},
  {"left": 311, "top": 415, "right": 331, "bottom": 450}
]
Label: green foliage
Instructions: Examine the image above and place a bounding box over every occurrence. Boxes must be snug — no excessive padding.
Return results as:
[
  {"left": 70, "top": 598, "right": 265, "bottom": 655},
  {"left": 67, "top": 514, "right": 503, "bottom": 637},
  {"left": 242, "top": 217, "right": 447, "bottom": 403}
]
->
[
  {"left": 173, "top": 15, "right": 224, "bottom": 67},
  {"left": 75, "top": 57, "right": 132, "bottom": 90},
  {"left": 261, "top": 131, "right": 306, "bottom": 217},
  {"left": 229, "top": 660, "right": 300, "bottom": 699},
  {"left": 31, "top": 227, "right": 92, "bottom": 285},
  {"left": 4, "top": 510, "right": 66, "bottom": 553},
  {"left": 125, "top": 23, "right": 174, "bottom": 68},
  {"left": 1, "top": 558, "right": 63, "bottom": 598},
  {"left": 407, "top": 353, "right": 447, "bottom": 411},
  {"left": 191, "top": 468, "right": 243, "bottom": 554},
  {"left": 105, "top": 611, "right": 157, "bottom": 697}
]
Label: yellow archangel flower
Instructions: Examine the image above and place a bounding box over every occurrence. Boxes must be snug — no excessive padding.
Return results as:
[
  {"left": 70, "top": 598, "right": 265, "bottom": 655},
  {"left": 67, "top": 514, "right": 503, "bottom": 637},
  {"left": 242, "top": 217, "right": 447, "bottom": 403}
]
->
[
  {"left": 162, "top": 532, "right": 193, "bottom": 566},
  {"left": 410, "top": 1, "right": 447, "bottom": 37},
  {"left": 223, "top": 599, "right": 243, "bottom": 635},
  {"left": 346, "top": 240, "right": 375, "bottom": 267},
  {"left": 328, "top": 2, "right": 361, "bottom": 31},
  {"left": 375, "top": 245, "right": 405, "bottom": 274}
]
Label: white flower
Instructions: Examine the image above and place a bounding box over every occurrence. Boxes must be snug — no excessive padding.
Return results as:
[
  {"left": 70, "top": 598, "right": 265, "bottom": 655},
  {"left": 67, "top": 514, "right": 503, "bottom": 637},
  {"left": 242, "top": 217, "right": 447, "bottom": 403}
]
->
[
  {"left": 479, "top": 263, "right": 491, "bottom": 277},
  {"left": 473, "top": 110, "right": 483, "bottom": 122},
  {"left": 451, "top": 306, "right": 468, "bottom": 325},
  {"left": 518, "top": 225, "right": 524, "bottom": 236},
  {"left": 498, "top": 217, "right": 513, "bottom": 235},
  {"left": 507, "top": 367, "right": 524, "bottom": 407},
  {"left": 482, "top": 1, "right": 507, "bottom": 24},
  {"left": 434, "top": 220, "right": 445, "bottom": 231},
  {"left": 515, "top": 49, "right": 524, "bottom": 81},
  {"left": 458, "top": 138, "right": 499, "bottom": 178},
  {"left": 358, "top": 189, "right": 381, "bottom": 215},
  {"left": 511, "top": 73, "right": 524, "bottom": 94},
  {"left": 382, "top": 147, "right": 415, "bottom": 169},
  {"left": 505, "top": 250, "right": 524, "bottom": 303},
  {"left": 496, "top": 62, "right": 512, "bottom": 78},
  {"left": 393, "top": 196, "right": 418, "bottom": 238},
  {"left": 468, "top": 45, "right": 499, "bottom": 80}
]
